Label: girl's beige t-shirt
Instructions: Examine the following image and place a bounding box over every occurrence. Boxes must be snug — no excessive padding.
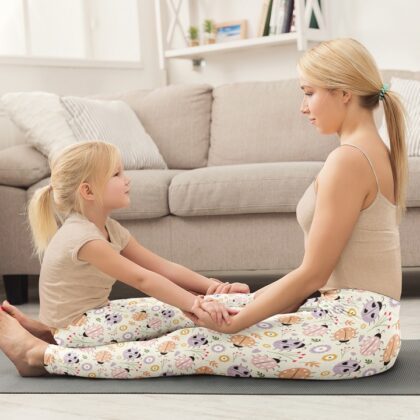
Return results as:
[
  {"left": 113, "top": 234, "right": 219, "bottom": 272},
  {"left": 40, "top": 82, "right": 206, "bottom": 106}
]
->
[{"left": 38, "top": 212, "right": 131, "bottom": 329}]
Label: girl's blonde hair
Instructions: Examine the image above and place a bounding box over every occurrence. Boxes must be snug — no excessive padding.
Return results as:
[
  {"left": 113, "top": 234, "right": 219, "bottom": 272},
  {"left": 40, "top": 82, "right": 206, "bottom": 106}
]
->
[
  {"left": 28, "top": 141, "right": 122, "bottom": 258},
  {"left": 297, "top": 38, "right": 408, "bottom": 223}
]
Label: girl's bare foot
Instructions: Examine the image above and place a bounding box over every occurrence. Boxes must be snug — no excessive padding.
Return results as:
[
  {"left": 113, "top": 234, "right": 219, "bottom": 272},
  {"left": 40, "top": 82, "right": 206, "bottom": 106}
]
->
[
  {"left": 1, "top": 300, "right": 56, "bottom": 344},
  {"left": 0, "top": 310, "right": 49, "bottom": 377}
]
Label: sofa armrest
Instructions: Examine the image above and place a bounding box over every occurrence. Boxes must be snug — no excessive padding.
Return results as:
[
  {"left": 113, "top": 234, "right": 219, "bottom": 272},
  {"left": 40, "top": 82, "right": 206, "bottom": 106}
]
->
[{"left": 0, "top": 144, "right": 50, "bottom": 188}]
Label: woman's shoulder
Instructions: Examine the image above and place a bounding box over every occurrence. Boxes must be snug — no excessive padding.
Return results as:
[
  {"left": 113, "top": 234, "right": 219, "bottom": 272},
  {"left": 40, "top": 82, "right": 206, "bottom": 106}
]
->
[{"left": 320, "top": 145, "right": 369, "bottom": 186}]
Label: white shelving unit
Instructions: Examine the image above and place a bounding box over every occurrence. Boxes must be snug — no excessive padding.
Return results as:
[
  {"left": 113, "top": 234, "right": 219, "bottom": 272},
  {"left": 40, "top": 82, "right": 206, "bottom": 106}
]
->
[{"left": 155, "top": 0, "right": 329, "bottom": 74}]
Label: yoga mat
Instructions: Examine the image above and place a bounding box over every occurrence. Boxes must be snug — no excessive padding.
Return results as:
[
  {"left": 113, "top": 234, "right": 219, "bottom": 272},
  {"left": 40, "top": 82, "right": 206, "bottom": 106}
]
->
[{"left": 0, "top": 340, "right": 419, "bottom": 395}]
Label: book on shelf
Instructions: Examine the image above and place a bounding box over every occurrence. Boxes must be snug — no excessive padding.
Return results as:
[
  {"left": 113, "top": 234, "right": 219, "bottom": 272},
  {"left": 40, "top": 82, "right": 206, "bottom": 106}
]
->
[
  {"left": 270, "top": 0, "right": 295, "bottom": 35},
  {"left": 257, "top": 0, "right": 271, "bottom": 37}
]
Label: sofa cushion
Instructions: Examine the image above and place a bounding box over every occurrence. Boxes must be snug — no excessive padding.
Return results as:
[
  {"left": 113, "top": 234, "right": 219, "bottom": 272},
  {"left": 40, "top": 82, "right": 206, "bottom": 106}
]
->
[
  {"left": 408, "top": 157, "right": 420, "bottom": 207},
  {"left": 0, "top": 144, "right": 50, "bottom": 187},
  {"left": 208, "top": 80, "right": 338, "bottom": 166},
  {"left": 169, "top": 162, "right": 324, "bottom": 216},
  {"left": 115, "top": 84, "right": 213, "bottom": 170},
  {"left": 60, "top": 96, "right": 167, "bottom": 169},
  {"left": 27, "top": 169, "right": 184, "bottom": 220},
  {"left": 170, "top": 158, "right": 420, "bottom": 216}
]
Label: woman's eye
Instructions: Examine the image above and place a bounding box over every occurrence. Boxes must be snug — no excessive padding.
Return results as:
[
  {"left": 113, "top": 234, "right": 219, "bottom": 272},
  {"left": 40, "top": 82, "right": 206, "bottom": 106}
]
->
[
  {"left": 304, "top": 93, "right": 313, "bottom": 97},
  {"left": 113, "top": 172, "right": 120, "bottom": 177}
]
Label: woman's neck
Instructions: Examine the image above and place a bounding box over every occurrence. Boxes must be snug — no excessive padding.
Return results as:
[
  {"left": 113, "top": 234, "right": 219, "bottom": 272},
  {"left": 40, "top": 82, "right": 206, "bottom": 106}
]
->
[{"left": 338, "top": 107, "right": 377, "bottom": 144}]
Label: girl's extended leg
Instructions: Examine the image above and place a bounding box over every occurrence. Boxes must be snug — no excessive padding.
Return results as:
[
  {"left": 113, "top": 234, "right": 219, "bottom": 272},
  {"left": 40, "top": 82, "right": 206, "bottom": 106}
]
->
[{"left": 54, "top": 294, "right": 256, "bottom": 348}]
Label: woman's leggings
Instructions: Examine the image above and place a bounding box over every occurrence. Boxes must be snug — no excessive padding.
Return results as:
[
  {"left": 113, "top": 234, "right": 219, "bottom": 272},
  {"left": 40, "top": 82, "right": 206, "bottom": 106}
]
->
[{"left": 44, "top": 289, "right": 401, "bottom": 380}]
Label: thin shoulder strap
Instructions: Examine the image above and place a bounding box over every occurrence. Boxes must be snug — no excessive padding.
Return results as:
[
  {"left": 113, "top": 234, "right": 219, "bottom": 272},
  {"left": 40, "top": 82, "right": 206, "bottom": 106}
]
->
[{"left": 339, "top": 144, "right": 379, "bottom": 190}]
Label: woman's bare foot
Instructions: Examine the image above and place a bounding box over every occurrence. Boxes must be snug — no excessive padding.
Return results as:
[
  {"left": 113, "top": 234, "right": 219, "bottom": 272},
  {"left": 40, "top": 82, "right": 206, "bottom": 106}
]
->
[
  {"left": 1, "top": 300, "right": 56, "bottom": 344},
  {"left": 0, "top": 309, "right": 49, "bottom": 377}
]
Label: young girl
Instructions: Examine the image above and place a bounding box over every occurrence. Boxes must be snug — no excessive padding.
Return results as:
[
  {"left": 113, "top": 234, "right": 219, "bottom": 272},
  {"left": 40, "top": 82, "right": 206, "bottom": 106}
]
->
[
  {"left": 0, "top": 38, "right": 405, "bottom": 380},
  {"left": 0, "top": 140, "right": 250, "bottom": 375}
]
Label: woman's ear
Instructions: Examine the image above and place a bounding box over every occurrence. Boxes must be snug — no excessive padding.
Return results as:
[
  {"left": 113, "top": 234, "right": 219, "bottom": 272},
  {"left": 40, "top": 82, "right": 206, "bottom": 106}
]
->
[
  {"left": 342, "top": 90, "right": 352, "bottom": 104},
  {"left": 79, "top": 182, "right": 95, "bottom": 201}
]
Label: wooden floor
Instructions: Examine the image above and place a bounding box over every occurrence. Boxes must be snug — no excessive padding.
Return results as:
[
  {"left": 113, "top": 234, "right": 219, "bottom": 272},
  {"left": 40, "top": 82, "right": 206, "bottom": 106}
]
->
[{"left": 1, "top": 273, "right": 419, "bottom": 419}]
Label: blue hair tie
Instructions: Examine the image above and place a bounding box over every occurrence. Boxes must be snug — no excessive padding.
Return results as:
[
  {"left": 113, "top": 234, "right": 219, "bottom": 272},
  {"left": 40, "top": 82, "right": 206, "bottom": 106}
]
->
[{"left": 379, "top": 83, "right": 389, "bottom": 101}]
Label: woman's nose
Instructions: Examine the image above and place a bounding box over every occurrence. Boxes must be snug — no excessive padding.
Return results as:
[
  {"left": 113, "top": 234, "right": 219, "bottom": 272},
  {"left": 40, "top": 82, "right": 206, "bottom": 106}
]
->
[{"left": 300, "top": 98, "right": 309, "bottom": 114}]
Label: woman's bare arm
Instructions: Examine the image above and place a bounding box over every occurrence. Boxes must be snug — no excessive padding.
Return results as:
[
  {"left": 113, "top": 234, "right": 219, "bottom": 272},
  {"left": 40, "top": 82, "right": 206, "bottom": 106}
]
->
[{"left": 193, "top": 147, "right": 371, "bottom": 333}]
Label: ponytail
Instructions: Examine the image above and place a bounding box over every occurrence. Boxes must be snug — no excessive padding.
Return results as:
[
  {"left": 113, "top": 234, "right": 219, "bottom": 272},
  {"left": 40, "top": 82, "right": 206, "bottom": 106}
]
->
[
  {"left": 382, "top": 91, "right": 408, "bottom": 223},
  {"left": 26, "top": 140, "right": 121, "bottom": 259},
  {"left": 27, "top": 184, "right": 58, "bottom": 259}
]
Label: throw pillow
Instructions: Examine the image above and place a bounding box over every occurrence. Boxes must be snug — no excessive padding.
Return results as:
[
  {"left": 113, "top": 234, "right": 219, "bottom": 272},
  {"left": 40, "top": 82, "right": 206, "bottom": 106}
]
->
[
  {"left": 1, "top": 92, "right": 167, "bottom": 170},
  {"left": 379, "top": 77, "right": 420, "bottom": 156},
  {"left": 1, "top": 92, "right": 75, "bottom": 157},
  {"left": 61, "top": 96, "right": 167, "bottom": 170}
]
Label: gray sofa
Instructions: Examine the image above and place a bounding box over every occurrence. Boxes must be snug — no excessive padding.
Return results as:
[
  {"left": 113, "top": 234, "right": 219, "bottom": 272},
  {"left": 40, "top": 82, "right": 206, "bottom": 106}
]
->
[{"left": 1, "top": 70, "right": 419, "bottom": 304}]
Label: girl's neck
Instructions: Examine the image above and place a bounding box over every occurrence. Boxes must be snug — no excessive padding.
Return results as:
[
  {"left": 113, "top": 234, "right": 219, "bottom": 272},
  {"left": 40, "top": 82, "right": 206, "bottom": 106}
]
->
[{"left": 80, "top": 206, "right": 110, "bottom": 239}]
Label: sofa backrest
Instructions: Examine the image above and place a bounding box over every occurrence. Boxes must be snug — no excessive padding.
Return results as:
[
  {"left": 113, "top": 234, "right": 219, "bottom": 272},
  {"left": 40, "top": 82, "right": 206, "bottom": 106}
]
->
[
  {"left": 111, "top": 84, "right": 213, "bottom": 170},
  {"left": 207, "top": 79, "right": 338, "bottom": 166}
]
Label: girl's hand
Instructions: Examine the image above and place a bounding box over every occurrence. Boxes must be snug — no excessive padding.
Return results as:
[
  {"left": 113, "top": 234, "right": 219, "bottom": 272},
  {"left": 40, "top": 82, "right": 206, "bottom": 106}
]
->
[
  {"left": 188, "top": 296, "right": 239, "bottom": 326},
  {"left": 186, "top": 298, "right": 238, "bottom": 333},
  {"left": 206, "top": 281, "right": 250, "bottom": 295}
]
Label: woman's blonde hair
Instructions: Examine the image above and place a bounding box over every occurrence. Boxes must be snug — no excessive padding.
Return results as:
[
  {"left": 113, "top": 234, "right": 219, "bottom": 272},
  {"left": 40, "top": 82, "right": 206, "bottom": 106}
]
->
[
  {"left": 297, "top": 38, "right": 408, "bottom": 223},
  {"left": 28, "top": 141, "right": 122, "bottom": 258}
]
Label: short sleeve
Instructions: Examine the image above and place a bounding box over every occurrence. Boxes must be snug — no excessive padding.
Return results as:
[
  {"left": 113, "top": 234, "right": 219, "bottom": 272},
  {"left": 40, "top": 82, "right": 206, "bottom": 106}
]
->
[
  {"left": 106, "top": 218, "right": 131, "bottom": 250},
  {"left": 71, "top": 234, "right": 107, "bottom": 264}
]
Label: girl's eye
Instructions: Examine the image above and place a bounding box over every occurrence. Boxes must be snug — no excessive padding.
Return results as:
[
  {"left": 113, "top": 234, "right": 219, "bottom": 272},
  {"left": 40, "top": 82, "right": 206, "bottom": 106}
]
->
[
  {"left": 113, "top": 172, "right": 120, "bottom": 177},
  {"left": 304, "top": 92, "right": 313, "bottom": 97}
]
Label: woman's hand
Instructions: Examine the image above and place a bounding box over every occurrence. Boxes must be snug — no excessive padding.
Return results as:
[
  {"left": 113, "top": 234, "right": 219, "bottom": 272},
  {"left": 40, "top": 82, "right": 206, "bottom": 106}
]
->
[
  {"left": 182, "top": 296, "right": 239, "bottom": 328},
  {"left": 183, "top": 298, "right": 239, "bottom": 333},
  {"left": 206, "top": 279, "right": 250, "bottom": 295}
]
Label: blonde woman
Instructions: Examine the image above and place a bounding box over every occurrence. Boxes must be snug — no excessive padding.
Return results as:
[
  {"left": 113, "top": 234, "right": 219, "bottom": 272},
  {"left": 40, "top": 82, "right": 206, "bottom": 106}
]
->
[
  {"left": 185, "top": 38, "right": 406, "bottom": 378},
  {"left": 0, "top": 38, "right": 406, "bottom": 379}
]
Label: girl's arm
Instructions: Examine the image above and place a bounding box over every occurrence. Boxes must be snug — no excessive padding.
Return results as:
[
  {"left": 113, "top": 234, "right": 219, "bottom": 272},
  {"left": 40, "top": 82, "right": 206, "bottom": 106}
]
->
[
  {"left": 79, "top": 239, "right": 204, "bottom": 313},
  {"left": 121, "top": 236, "right": 222, "bottom": 294}
]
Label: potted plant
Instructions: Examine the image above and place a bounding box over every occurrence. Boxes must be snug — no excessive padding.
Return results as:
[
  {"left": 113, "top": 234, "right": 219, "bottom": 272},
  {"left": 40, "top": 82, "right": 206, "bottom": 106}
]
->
[
  {"left": 188, "top": 25, "right": 199, "bottom": 47},
  {"left": 203, "top": 19, "right": 216, "bottom": 44}
]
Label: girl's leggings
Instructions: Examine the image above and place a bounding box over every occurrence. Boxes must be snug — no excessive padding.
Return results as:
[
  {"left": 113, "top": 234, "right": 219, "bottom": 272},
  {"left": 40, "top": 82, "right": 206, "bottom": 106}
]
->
[{"left": 44, "top": 288, "right": 401, "bottom": 380}]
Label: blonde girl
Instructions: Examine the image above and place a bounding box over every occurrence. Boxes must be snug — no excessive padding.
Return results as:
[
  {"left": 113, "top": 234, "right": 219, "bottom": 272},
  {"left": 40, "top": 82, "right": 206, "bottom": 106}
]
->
[{"left": 0, "top": 140, "right": 249, "bottom": 376}]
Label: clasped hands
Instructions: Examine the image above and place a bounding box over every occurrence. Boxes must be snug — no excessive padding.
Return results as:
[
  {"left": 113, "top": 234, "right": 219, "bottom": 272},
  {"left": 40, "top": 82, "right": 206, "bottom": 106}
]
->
[{"left": 183, "top": 280, "right": 250, "bottom": 332}]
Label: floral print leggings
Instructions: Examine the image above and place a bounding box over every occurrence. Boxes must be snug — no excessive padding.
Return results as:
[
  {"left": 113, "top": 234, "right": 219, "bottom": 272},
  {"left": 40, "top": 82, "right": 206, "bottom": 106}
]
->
[{"left": 44, "top": 288, "right": 401, "bottom": 380}]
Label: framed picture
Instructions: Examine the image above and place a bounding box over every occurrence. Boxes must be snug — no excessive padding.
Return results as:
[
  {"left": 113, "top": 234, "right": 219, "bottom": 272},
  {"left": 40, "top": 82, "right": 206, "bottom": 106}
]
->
[{"left": 215, "top": 20, "right": 247, "bottom": 43}]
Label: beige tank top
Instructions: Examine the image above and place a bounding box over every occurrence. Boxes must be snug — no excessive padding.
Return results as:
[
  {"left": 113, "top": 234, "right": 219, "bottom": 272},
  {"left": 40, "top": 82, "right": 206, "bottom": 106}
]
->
[{"left": 296, "top": 144, "right": 402, "bottom": 301}]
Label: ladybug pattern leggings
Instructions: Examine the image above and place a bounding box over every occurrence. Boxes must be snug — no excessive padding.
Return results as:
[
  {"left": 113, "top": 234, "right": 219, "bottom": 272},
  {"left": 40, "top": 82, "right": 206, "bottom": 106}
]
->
[{"left": 43, "top": 288, "right": 401, "bottom": 380}]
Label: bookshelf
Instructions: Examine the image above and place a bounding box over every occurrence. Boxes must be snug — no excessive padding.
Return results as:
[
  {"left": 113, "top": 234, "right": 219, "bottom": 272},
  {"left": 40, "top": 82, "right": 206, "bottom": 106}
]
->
[{"left": 155, "top": 0, "right": 329, "bottom": 72}]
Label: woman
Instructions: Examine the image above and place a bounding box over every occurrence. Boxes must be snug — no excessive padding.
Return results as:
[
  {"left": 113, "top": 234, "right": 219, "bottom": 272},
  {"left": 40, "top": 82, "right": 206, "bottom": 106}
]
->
[{"left": 0, "top": 38, "right": 407, "bottom": 379}]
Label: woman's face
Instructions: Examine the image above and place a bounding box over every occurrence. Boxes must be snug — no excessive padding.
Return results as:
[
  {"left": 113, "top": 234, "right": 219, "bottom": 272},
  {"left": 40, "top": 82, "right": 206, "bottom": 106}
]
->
[{"left": 299, "top": 79, "right": 348, "bottom": 135}]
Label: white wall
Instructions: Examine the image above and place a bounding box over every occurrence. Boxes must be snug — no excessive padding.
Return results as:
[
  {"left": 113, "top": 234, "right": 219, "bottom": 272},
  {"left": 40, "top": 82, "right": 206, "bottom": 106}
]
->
[
  {"left": 0, "top": 0, "right": 163, "bottom": 150},
  {"left": 166, "top": 0, "right": 420, "bottom": 85}
]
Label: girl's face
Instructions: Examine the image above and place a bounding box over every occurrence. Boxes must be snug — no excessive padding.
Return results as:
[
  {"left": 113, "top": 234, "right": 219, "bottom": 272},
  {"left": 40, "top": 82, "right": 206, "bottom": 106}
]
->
[
  {"left": 103, "top": 163, "right": 131, "bottom": 210},
  {"left": 299, "top": 79, "right": 348, "bottom": 135}
]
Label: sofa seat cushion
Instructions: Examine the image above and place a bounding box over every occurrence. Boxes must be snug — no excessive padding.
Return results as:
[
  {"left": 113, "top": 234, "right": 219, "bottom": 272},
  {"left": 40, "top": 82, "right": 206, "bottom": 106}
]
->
[
  {"left": 27, "top": 169, "right": 184, "bottom": 220},
  {"left": 169, "top": 162, "right": 324, "bottom": 216}
]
